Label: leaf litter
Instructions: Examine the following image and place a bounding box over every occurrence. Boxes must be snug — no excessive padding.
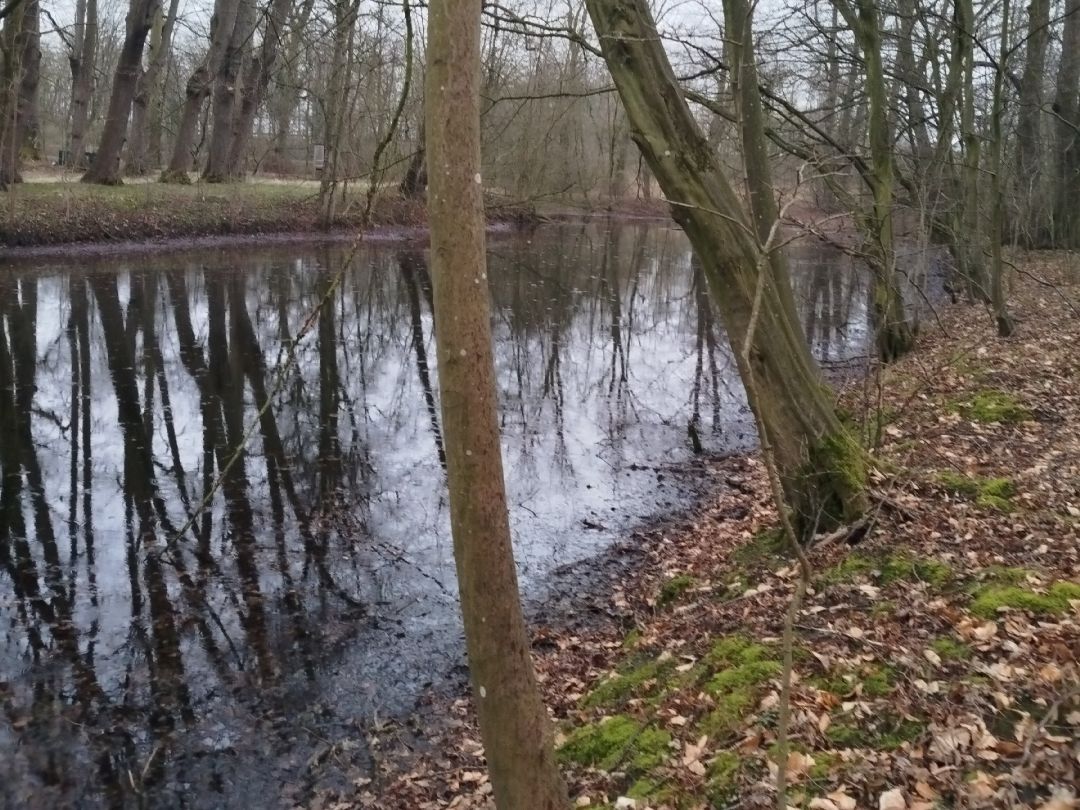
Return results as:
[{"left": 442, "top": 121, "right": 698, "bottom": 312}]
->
[{"left": 319, "top": 253, "right": 1079, "bottom": 809}]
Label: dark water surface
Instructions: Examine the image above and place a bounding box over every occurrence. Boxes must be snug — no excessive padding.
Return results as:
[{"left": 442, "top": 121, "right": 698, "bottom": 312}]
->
[{"left": 0, "top": 224, "right": 880, "bottom": 808}]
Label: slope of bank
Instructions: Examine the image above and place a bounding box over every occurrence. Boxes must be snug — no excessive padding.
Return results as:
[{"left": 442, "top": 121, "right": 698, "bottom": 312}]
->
[
  {"left": 0, "top": 180, "right": 670, "bottom": 249},
  {"left": 343, "top": 252, "right": 1080, "bottom": 809}
]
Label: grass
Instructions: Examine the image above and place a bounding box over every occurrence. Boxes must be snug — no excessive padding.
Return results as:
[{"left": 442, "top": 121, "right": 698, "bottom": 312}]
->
[{"left": 970, "top": 580, "right": 1080, "bottom": 617}]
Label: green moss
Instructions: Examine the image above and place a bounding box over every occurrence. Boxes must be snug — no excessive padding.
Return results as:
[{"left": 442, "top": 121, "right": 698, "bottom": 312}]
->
[
  {"left": 861, "top": 665, "right": 895, "bottom": 697},
  {"left": 700, "top": 636, "right": 781, "bottom": 737},
  {"left": 970, "top": 580, "right": 1080, "bottom": 617},
  {"left": 657, "top": 573, "right": 696, "bottom": 607},
  {"left": 822, "top": 552, "right": 951, "bottom": 588},
  {"left": 808, "top": 751, "right": 842, "bottom": 781},
  {"left": 798, "top": 429, "right": 868, "bottom": 534},
  {"left": 825, "top": 715, "right": 924, "bottom": 750},
  {"left": 705, "top": 751, "right": 742, "bottom": 806},
  {"left": 938, "top": 472, "right": 1015, "bottom": 511},
  {"left": 871, "top": 600, "right": 895, "bottom": 617},
  {"left": 952, "top": 390, "right": 1031, "bottom": 423},
  {"left": 931, "top": 636, "right": 971, "bottom": 661},
  {"left": 557, "top": 715, "right": 671, "bottom": 773},
  {"left": 626, "top": 778, "right": 664, "bottom": 800},
  {"left": 622, "top": 628, "right": 643, "bottom": 650},
  {"left": 582, "top": 654, "right": 677, "bottom": 708},
  {"left": 880, "top": 554, "right": 953, "bottom": 587},
  {"left": 733, "top": 527, "right": 787, "bottom": 568},
  {"left": 810, "top": 672, "right": 853, "bottom": 697}
]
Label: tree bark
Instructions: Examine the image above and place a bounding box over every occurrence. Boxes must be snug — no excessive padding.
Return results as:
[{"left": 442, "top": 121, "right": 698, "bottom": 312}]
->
[
  {"left": 161, "top": 0, "right": 241, "bottom": 182},
  {"left": 15, "top": 0, "right": 38, "bottom": 160},
  {"left": 203, "top": 0, "right": 255, "bottom": 181},
  {"left": 124, "top": 0, "right": 179, "bottom": 175},
  {"left": 1015, "top": 0, "right": 1050, "bottom": 243},
  {"left": 222, "top": 0, "right": 294, "bottom": 179},
  {"left": 66, "top": 0, "right": 97, "bottom": 171},
  {"left": 1053, "top": 0, "right": 1080, "bottom": 247},
  {"left": 585, "top": 0, "right": 868, "bottom": 533},
  {"left": 0, "top": 0, "right": 27, "bottom": 187},
  {"left": 81, "top": 0, "right": 160, "bottom": 184},
  {"left": 425, "top": 0, "right": 570, "bottom": 806}
]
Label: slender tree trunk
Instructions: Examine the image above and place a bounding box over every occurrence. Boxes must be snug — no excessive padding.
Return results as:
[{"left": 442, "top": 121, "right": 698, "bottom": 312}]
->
[
  {"left": 125, "top": 0, "right": 179, "bottom": 175},
  {"left": 1054, "top": 0, "right": 1080, "bottom": 247},
  {"left": 833, "top": 0, "right": 915, "bottom": 361},
  {"left": 223, "top": 0, "right": 294, "bottom": 179},
  {"left": 161, "top": 0, "right": 241, "bottom": 182},
  {"left": 16, "top": 0, "right": 38, "bottom": 160},
  {"left": 989, "top": 0, "right": 1015, "bottom": 334},
  {"left": 67, "top": 0, "right": 97, "bottom": 170},
  {"left": 1015, "top": 0, "right": 1050, "bottom": 244},
  {"left": 203, "top": 0, "right": 255, "bottom": 181},
  {"left": 398, "top": 121, "right": 426, "bottom": 196},
  {"left": 585, "top": 0, "right": 868, "bottom": 533},
  {"left": 81, "top": 0, "right": 160, "bottom": 184},
  {"left": 425, "top": 0, "right": 570, "bottom": 806}
]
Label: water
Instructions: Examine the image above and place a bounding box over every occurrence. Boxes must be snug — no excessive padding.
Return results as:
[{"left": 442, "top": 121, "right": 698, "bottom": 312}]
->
[{"left": 0, "top": 223, "right": 878, "bottom": 808}]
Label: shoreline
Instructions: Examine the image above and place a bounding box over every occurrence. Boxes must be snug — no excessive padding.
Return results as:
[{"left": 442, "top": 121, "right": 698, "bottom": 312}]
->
[{"left": 0, "top": 180, "right": 673, "bottom": 255}]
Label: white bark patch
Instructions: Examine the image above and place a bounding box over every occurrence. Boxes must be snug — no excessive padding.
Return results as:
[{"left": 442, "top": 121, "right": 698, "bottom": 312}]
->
[
  {"left": 459, "top": 349, "right": 467, "bottom": 356},
  {"left": 479, "top": 686, "right": 487, "bottom": 698},
  {"left": 474, "top": 173, "right": 482, "bottom": 184}
]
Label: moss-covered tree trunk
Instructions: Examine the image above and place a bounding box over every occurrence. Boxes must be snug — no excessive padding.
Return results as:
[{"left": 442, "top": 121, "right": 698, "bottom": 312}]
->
[
  {"left": 585, "top": 0, "right": 868, "bottom": 535},
  {"left": 425, "top": 0, "right": 570, "bottom": 807}
]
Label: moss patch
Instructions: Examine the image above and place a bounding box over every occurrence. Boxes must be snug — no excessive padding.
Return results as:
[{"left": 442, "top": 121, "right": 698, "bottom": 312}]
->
[
  {"left": 705, "top": 751, "right": 742, "bottom": 806},
  {"left": 931, "top": 636, "right": 971, "bottom": 661},
  {"left": 822, "top": 552, "right": 951, "bottom": 588},
  {"left": 700, "top": 637, "right": 781, "bottom": 737},
  {"left": 582, "top": 653, "right": 677, "bottom": 708},
  {"left": 732, "top": 527, "right": 787, "bottom": 569},
  {"left": 797, "top": 429, "right": 868, "bottom": 535},
  {"left": 557, "top": 715, "right": 672, "bottom": 773},
  {"left": 970, "top": 580, "right": 1080, "bottom": 617},
  {"left": 937, "top": 471, "right": 1015, "bottom": 510},
  {"left": 825, "top": 715, "right": 924, "bottom": 750},
  {"left": 862, "top": 665, "right": 896, "bottom": 697},
  {"left": 951, "top": 389, "right": 1031, "bottom": 423},
  {"left": 657, "top": 573, "right": 696, "bottom": 607}
]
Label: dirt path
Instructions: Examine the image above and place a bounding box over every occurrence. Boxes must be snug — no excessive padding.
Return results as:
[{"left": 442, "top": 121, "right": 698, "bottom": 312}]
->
[{"left": 338, "top": 251, "right": 1080, "bottom": 810}]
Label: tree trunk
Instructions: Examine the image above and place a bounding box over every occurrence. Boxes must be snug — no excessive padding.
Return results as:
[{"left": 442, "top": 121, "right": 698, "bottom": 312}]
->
[
  {"left": 81, "top": 0, "right": 160, "bottom": 185},
  {"left": 1053, "top": 0, "right": 1080, "bottom": 247},
  {"left": 988, "top": 0, "right": 1015, "bottom": 335},
  {"left": 833, "top": 0, "right": 915, "bottom": 361},
  {"left": 67, "top": 0, "right": 97, "bottom": 171},
  {"left": 125, "top": 0, "right": 179, "bottom": 175},
  {"left": 16, "top": 0, "right": 39, "bottom": 160},
  {"left": 585, "top": 0, "right": 868, "bottom": 534},
  {"left": 223, "top": 0, "right": 294, "bottom": 179},
  {"left": 425, "top": 0, "right": 570, "bottom": 807},
  {"left": 398, "top": 121, "right": 426, "bottom": 196},
  {"left": 203, "top": 0, "right": 255, "bottom": 181},
  {"left": 0, "top": 0, "right": 27, "bottom": 187},
  {"left": 1015, "top": 0, "right": 1050, "bottom": 244},
  {"left": 161, "top": 0, "right": 241, "bottom": 182}
]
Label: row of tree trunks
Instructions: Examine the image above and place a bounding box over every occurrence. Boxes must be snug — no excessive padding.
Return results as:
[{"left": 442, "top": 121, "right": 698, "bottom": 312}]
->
[
  {"left": 66, "top": 0, "right": 98, "bottom": 171},
  {"left": 81, "top": 0, "right": 160, "bottom": 184},
  {"left": 161, "top": 0, "right": 243, "bottom": 182},
  {"left": 203, "top": 0, "right": 256, "bottom": 181},
  {"left": 125, "top": 0, "right": 179, "bottom": 175}
]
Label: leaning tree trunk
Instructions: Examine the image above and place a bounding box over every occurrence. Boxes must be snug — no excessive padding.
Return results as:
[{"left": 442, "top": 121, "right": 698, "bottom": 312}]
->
[
  {"left": 125, "top": 0, "right": 179, "bottom": 175},
  {"left": 82, "top": 0, "right": 160, "bottom": 184},
  {"left": 67, "top": 0, "right": 97, "bottom": 171},
  {"left": 585, "top": 0, "right": 868, "bottom": 534},
  {"left": 426, "top": 0, "right": 570, "bottom": 807},
  {"left": 203, "top": 0, "right": 255, "bottom": 182},
  {"left": 223, "top": 0, "right": 293, "bottom": 180},
  {"left": 161, "top": 0, "right": 241, "bottom": 182},
  {"left": 398, "top": 121, "right": 426, "bottom": 196},
  {"left": 1054, "top": 0, "right": 1080, "bottom": 248}
]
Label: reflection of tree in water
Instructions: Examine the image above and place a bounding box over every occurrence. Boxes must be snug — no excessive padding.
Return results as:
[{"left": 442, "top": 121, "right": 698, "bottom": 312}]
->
[{"left": 0, "top": 227, "right": 878, "bottom": 807}]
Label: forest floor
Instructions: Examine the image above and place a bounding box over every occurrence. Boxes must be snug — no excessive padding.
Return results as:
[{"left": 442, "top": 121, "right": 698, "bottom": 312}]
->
[
  {"left": 0, "top": 174, "right": 668, "bottom": 249},
  {"left": 331, "top": 251, "right": 1080, "bottom": 810}
]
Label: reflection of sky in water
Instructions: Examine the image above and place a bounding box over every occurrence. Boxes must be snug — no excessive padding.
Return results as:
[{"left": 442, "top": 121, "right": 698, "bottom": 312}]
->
[{"left": 0, "top": 224, "right": 878, "bottom": 807}]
